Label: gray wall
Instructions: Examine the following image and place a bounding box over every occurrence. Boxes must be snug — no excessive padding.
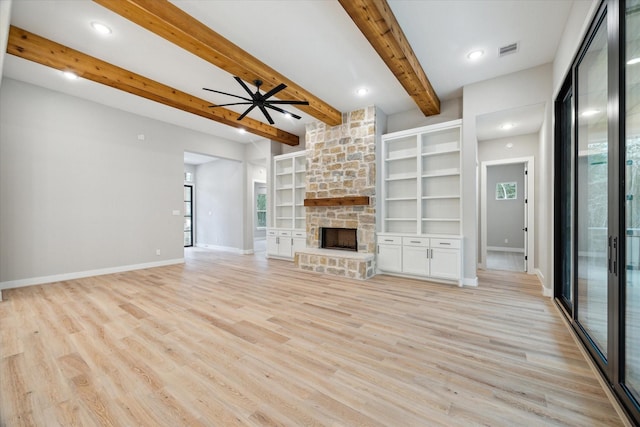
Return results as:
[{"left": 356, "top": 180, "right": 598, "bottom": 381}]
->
[
  {"left": 0, "top": 78, "right": 253, "bottom": 287},
  {"left": 486, "top": 164, "right": 525, "bottom": 249}
]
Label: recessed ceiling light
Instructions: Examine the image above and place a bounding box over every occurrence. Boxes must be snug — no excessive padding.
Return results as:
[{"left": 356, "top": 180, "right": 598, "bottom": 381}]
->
[
  {"left": 500, "top": 123, "right": 515, "bottom": 130},
  {"left": 467, "top": 50, "right": 484, "bottom": 60},
  {"left": 356, "top": 87, "right": 369, "bottom": 96},
  {"left": 237, "top": 128, "right": 246, "bottom": 134},
  {"left": 581, "top": 109, "right": 600, "bottom": 117},
  {"left": 506, "top": 142, "right": 514, "bottom": 149},
  {"left": 91, "top": 21, "right": 112, "bottom": 35},
  {"left": 628, "top": 57, "right": 640, "bottom": 65},
  {"left": 63, "top": 71, "right": 78, "bottom": 80}
]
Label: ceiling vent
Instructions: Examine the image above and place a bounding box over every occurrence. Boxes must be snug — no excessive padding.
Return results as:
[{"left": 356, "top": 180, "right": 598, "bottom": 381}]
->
[{"left": 499, "top": 42, "right": 519, "bottom": 57}]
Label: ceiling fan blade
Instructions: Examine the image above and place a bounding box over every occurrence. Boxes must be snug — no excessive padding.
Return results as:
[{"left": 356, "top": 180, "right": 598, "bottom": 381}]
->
[
  {"left": 265, "top": 104, "right": 302, "bottom": 120},
  {"left": 208, "top": 102, "right": 253, "bottom": 108},
  {"left": 237, "top": 104, "right": 257, "bottom": 121},
  {"left": 234, "top": 76, "right": 258, "bottom": 99},
  {"left": 261, "top": 83, "right": 287, "bottom": 100},
  {"left": 267, "top": 100, "right": 310, "bottom": 105},
  {"left": 258, "top": 105, "right": 275, "bottom": 125},
  {"left": 202, "top": 87, "right": 251, "bottom": 102}
]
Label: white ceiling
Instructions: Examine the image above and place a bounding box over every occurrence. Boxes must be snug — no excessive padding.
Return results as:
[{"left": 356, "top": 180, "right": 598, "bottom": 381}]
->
[{"left": 2, "top": 0, "right": 582, "bottom": 144}]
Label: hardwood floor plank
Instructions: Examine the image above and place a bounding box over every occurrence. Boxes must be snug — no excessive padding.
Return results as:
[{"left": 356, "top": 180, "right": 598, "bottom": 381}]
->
[{"left": 0, "top": 248, "right": 624, "bottom": 426}]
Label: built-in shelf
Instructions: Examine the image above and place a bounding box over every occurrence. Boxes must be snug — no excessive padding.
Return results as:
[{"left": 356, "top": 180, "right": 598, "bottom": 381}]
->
[{"left": 304, "top": 196, "right": 370, "bottom": 207}]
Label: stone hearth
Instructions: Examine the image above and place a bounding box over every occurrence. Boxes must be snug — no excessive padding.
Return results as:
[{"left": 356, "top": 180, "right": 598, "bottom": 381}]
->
[{"left": 295, "top": 107, "right": 377, "bottom": 279}]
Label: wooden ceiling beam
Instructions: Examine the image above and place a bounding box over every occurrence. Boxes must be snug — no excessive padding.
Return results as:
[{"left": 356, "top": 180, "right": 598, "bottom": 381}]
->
[
  {"left": 6, "top": 26, "right": 299, "bottom": 146},
  {"left": 338, "top": 0, "right": 440, "bottom": 116},
  {"left": 93, "top": 0, "right": 343, "bottom": 127}
]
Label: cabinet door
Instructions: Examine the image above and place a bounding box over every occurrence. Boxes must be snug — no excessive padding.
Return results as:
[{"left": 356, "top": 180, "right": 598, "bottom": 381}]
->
[
  {"left": 292, "top": 237, "right": 306, "bottom": 257},
  {"left": 377, "top": 244, "right": 402, "bottom": 272},
  {"left": 402, "top": 245, "right": 429, "bottom": 276},
  {"left": 266, "top": 235, "right": 279, "bottom": 256},
  {"left": 430, "top": 248, "right": 460, "bottom": 280},
  {"left": 278, "top": 236, "right": 293, "bottom": 258}
]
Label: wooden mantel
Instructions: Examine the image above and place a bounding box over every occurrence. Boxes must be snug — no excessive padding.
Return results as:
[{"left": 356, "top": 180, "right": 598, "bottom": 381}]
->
[{"left": 304, "top": 196, "right": 370, "bottom": 207}]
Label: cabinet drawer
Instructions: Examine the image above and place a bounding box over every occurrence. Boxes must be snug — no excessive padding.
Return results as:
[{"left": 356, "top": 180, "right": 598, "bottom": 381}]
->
[
  {"left": 279, "top": 230, "right": 292, "bottom": 237},
  {"left": 267, "top": 230, "right": 278, "bottom": 237},
  {"left": 292, "top": 231, "right": 306, "bottom": 238},
  {"left": 378, "top": 235, "right": 402, "bottom": 245},
  {"left": 431, "top": 238, "right": 460, "bottom": 249},
  {"left": 402, "top": 237, "right": 429, "bottom": 247}
]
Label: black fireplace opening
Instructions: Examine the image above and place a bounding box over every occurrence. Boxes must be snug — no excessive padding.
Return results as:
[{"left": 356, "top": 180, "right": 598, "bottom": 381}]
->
[{"left": 321, "top": 227, "right": 357, "bottom": 251}]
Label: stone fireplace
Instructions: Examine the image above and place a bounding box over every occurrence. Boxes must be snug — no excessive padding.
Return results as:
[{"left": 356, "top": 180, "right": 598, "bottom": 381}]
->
[{"left": 294, "top": 107, "right": 378, "bottom": 279}]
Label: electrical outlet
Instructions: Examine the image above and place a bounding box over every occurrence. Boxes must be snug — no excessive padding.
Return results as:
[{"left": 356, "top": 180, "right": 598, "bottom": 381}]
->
[{"left": 156, "top": 249, "right": 161, "bottom": 256}]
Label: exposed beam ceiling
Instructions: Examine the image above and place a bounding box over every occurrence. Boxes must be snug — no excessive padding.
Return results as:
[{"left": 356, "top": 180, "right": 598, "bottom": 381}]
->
[
  {"left": 6, "top": 26, "right": 300, "bottom": 146},
  {"left": 338, "top": 0, "right": 440, "bottom": 116},
  {"left": 93, "top": 0, "right": 343, "bottom": 127}
]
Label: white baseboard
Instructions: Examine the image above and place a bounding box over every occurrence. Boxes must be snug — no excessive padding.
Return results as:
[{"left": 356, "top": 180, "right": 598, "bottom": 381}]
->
[
  {"left": 196, "top": 243, "right": 253, "bottom": 255},
  {"left": 487, "top": 246, "right": 525, "bottom": 253},
  {"left": 463, "top": 277, "right": 478, "bottom": 287},
  {"left": 0, "top": 258, "right": 185, "bottom": 291},
  {"left": 534, "top": 268, "right": 553, "bottom": 297}
]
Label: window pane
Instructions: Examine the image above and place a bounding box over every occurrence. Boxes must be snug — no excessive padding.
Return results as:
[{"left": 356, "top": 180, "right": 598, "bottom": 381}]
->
[
  {"left": 626, "top": 0, "right": 640, "bottom": 404},
  {"left": 576, "top": 16, "right": 608, "bottom": 359}
]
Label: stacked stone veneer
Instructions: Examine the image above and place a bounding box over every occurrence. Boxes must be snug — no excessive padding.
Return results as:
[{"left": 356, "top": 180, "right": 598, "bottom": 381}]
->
[{"left": 295, "top": 107, "right": 377, "bottom": 279}]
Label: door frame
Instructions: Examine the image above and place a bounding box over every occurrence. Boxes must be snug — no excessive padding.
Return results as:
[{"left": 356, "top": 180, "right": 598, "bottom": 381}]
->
[{"left": 480, "top": 156, "right": 535, "bottom": 275}]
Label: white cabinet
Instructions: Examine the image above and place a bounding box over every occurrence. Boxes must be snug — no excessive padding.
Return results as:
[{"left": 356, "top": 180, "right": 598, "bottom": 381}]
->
[
  {"left": 267, "top": 229, "right": 306, "bottom": 260},
  {"left": 381, "top": 120, "right": 461, "bottom": 235},
  {"left": 377, "top": 235, "right": 402, "bottom": 272},
  {"left": 377, "top": 233, "right": 462, "bottom": 285},
  {"left": 292, "top": 230, "right": 307, "bottom": 257},
  {"left": 267, "top": 229, "right": 292, "bottom": 258}
]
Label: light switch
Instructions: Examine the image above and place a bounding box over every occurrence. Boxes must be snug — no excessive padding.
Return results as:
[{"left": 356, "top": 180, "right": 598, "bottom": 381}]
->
[{"left": 172, "top": 210, "right": 181, "bottom": 216}]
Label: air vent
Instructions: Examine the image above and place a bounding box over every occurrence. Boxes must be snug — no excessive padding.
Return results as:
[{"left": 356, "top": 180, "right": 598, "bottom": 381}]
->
[{"left": 499, "top": 42, "right": 519, "bottom": 57}]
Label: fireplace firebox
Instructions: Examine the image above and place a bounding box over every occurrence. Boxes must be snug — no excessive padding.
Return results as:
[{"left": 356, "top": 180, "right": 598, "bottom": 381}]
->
[{"left": 320, "top": 227, "right": 357, "bottom": 252}]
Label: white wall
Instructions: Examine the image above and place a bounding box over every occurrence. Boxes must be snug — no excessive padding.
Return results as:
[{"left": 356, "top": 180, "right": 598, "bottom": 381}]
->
[
  {"left": 0, "top": 78, "right": 251, "bottom": 287},
  {"left": 0, "top": 0, "right": 11, "bottom": 89},
  {"left": 553, "top": 0, "right": 600, "bottom": 96},
  {"left": 386, "top": 97, "right": 462, "bottom": 133},
  {"left": 463, "top": 63, "right": 553, "bottom": 287}
]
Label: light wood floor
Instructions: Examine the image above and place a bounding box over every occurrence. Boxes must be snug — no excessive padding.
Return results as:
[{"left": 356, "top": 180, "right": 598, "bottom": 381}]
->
[{"left": 0, "top": 248, "right": 622, "bottom": 426}]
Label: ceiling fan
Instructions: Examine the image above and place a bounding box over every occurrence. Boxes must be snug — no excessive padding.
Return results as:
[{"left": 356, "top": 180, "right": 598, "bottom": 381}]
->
[{"left": 203, "top": 77, "right": 309, "bottom": 125}]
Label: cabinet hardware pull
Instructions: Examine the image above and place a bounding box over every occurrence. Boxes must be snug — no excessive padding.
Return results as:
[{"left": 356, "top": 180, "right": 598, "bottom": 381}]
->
[
  {"left": 410, "top": 240, "right": 421, "bottom": 243},
  {"left": 439, "top": 242, "right": 451, "bottom": 245},
  {"left": 384, "top": 239, "right": 394, "bottom": 242}
]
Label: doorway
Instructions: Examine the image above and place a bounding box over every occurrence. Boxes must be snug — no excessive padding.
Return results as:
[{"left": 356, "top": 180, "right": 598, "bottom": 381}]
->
[{"left": 480, "top": 157, "right": 534, "bottom": 273}]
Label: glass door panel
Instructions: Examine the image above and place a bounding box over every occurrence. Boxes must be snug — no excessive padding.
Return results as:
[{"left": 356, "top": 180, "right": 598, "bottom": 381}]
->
[
  {"left": 626, "top": 0, "right": 640, "bottom": 405},
  {"left": 184, "top": 185, "right": 193, "bottom": 247},
  {"left": 576, "top": 16, "right": 608, "bottom": 359}
]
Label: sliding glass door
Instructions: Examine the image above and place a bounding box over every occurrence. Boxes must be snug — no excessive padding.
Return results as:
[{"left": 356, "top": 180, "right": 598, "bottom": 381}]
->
[
  {"left": 576, "top": 12, "right": 610, "bottom": 361},
  {"left": 625, "top": 0, "right": 640, "bottom": 407},
  {"left": 555, "top": 1, "right": 640, "bottom": 422}
]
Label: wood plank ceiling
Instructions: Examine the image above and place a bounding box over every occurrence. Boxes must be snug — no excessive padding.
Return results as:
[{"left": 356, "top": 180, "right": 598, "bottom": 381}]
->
[{"left": 6, "top": 0, "right": 440, "bottom": 145}]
